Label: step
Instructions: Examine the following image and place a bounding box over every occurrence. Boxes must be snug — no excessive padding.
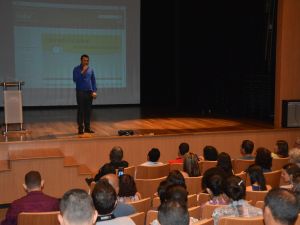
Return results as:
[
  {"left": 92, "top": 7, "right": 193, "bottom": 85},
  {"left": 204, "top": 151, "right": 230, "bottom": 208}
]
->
[
  {"left": 0, "top": 160, "right": 10, "bottom": 171},
  {"left": 78, "top": 164, "right": 92, "bottom": 175},
  {"left": 9, "top": 148, "right": 64, "bottom": 161},
  {"left": 64, "top": 156, "right": 79, "bottom": 167}
]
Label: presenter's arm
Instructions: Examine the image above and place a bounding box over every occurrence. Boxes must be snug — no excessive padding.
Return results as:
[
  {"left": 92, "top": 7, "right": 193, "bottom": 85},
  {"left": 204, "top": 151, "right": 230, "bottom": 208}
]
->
[
  {"left": 91, "top": 70, "right": 97, "bottom": 92},
  {"left": 73, "top": 67, "right": 77, "bottom": 82}
]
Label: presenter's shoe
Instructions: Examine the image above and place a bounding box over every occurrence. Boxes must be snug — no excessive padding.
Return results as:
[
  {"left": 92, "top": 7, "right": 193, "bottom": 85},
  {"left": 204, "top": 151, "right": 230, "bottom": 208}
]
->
[
  {"left": 85, "top": 128, "right": 95, "bottom": 133},
  {"left": 78, "top": 130, "right": 84, "bottom": 135}
]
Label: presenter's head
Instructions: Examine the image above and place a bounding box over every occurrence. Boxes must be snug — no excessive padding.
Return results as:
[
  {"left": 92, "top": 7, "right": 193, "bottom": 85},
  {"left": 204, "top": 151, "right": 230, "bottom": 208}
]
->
[{"left": 81, "top": 54, "right": 89, "bottom": 66}]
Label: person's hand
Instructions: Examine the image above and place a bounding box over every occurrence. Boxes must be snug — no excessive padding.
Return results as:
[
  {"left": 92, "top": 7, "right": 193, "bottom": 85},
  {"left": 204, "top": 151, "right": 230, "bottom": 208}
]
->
[
  {"left": 91, "top": 92, "right": 97, "bottom": 99},
  {"left": 81, "top": 65, "right": 88, "bottom": 74}
]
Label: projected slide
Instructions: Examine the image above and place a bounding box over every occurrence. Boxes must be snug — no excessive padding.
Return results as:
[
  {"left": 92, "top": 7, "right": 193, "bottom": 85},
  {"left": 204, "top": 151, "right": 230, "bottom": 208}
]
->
[
  {"left": 13, "top": 1, "right": 126, "bottom": 89},
  {"left": 0, "top": 0, "right": 140, "bottom": 106}
]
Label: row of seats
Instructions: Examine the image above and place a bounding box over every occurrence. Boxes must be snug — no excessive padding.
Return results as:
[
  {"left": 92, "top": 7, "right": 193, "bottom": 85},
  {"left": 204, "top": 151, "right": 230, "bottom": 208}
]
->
[{"left": 109, "top": 157, "right": 289, "bottom": 180}]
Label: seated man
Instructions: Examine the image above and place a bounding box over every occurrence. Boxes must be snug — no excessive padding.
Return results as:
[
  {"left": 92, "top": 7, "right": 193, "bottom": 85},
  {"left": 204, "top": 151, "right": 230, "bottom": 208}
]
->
[
  {"left": 240, "top": 140, "right": 255, "bottom": 160},
  {"left": 101, "top": 174, "right": 135, "bottom": 217},
  {"left": 264, "top": 188, "right": 299, "bottom": 225},
  {"left": 58, "top": 189, "right": 97, "bottom": 225},
  {"left": 86, "top": 146, "right": 128, "bottom": 185},
  {"left": 140, "top": 148, "right": 165, "bottom": 166},
  {"left": 92, "top": 179, "right": 135, "bottom": 225},
  {"left": 1, "top": 171, "right": 59, "bottom": 225},
  {"left": 168, "top": 143, "right": 190, "bottom": 164}
]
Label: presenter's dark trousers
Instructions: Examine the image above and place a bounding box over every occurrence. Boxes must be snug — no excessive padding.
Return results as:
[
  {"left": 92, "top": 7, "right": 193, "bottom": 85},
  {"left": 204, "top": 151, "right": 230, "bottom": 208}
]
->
[{"left": 76, "top": 90, "right": 93, "bottom": 131}]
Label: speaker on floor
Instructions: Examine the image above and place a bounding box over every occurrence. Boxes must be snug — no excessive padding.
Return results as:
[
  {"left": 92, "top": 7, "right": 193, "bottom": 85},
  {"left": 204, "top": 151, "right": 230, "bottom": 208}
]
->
[
  {"left": 118, "top": 130, "right": 134, "bottom": 136},
  {"left": 282, "top": 100, "right": 300, "bottom": 128}
]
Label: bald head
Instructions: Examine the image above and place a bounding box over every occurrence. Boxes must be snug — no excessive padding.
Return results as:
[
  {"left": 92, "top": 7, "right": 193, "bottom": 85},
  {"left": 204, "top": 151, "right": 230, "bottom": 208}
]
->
[{"left": 101, "top": 174, "right": 119, "bottom": 194}]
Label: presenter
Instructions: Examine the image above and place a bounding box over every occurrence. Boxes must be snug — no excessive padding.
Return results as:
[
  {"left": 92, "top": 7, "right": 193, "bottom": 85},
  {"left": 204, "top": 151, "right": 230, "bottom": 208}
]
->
[{"left": 73, "top": 54, "right": 97, "bottom": 134}]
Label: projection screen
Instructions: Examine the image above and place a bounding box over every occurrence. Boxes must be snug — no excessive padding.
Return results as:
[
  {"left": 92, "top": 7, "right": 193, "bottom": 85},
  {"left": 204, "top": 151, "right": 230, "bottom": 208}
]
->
[{"left": 0, "top": 0, "right": 140, "bottom": 106}]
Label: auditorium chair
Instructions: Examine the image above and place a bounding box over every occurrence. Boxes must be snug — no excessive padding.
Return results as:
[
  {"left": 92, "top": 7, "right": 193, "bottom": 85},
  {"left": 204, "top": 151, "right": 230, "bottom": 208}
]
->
[
  {"left": 135, "top": 176, "right": 166, "bottom": 198},
  {"left": 129, "top": 212, "right": 146, "bottom": 225},
  {"left": 18, "top": 211, "right": 60, "bottom": 225},
  {"left": 201, "top": 204, "right": 224, "bottom": 219},
  {"left": 233, "top": 159, "right": 254, "bottom": 174},
  {"left": 145, "top": 210, "right": 158, "bottom": 225},
  {"left": 197, "top": 193, "right": 210, "bottom": 205},
  {"left": 193, "top": 218, "right": 214, "bottom": 225},
  {"left": 188, "top": 206, "right": 202, "bottom": 220},
  {"left": 135, "top": 164, "right": 170, "bottom": 179},
  {"left": 255, "top": 201, "right": 264, "bottom": 209},
  {"left": 264, "top": 170, "right": 282, "bottom": 188},
  {"left": 169, "top": 163, "right": 183, "bottom": 171},
  {"left": 185, "top": 176, "right": 203, "bottom": 194},
  {"left": 124, "top": 166, "right": 136, "bottom": 178},
  {"left": 152, "top": 194, "right": 198, "bottom": 209},
  {"left": 245, "top": 190, "right": 268, "bottom": 205},
  {"left": 199, "top": 161, "right": 217, "bottom": 175},
  {"left": 272, "top": 157, "right": 289, "bottom": 171},
  {"left": 127, "top": 197, "right": 151, "bottom": 213},
  {"left": 218, "top": 216, "right": 264, "bottom": 225}
]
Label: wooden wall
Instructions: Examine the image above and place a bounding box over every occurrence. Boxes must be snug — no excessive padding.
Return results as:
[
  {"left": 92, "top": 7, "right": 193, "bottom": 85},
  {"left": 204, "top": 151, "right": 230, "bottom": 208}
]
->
[{"left": 275, "top": 0, "right": 300, "bottom": 127}]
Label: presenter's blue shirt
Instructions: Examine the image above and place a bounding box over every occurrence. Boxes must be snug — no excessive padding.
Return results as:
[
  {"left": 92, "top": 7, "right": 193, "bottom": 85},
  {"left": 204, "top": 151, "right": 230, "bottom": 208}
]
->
[{"left": 73, "top": 64, "right": 97, "bottom": 92}]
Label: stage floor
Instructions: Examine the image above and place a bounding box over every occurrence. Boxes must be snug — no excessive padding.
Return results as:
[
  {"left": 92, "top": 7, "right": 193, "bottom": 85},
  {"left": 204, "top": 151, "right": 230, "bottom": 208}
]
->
[{"left": 0, "top": 106, "right": 274, "bottom": 142}]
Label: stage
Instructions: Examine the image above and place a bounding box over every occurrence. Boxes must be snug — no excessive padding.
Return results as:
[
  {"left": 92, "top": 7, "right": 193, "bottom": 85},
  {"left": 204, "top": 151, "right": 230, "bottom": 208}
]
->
[
  {"left": 0, "top": 106, "right": 300, "bottom": 204},
  {"left": 0, "top": 106, "right": 274, "bottom": 142}
]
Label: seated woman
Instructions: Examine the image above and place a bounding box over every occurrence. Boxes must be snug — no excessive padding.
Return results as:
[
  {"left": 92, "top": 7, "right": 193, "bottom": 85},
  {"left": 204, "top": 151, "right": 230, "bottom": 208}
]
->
[
  {"left": 203, "top": 146, "right": 218, "bottom": 161},
  {"left": 203, "top": 174, "right": 229, "bottom": 205},
  {"left": 181, "top": 152, "right": 201, "bottom": 178},
  {"left": 255, "top": 147, "right": 272, "bottom": 173},
  {"left": 246, "top": 165, "right": 271, "bottom": 191},
  {"left": 212, "top": 176, "right": 262, "bottom": 225},
  {"left": 117, "top": 174, "right": 141, "bottom": 203},
  {"left": 272, "top": 140, "right": 289, "bottom": 158},
  {"left": 216, "top": 152, "right": 233, "bottom": 178},
  {"left": 281, "top": 163, "right": 300, "bottom": 189},
  {"left": 202, "top": 167, "right": 226, "bottom": 192}
]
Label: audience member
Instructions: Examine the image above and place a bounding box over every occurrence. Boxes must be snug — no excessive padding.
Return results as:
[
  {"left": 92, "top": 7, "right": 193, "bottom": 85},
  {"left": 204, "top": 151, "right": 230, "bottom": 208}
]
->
[
  {"left": 87, "top": 163, "right": 116, "bottom": 185},
  {"left": 281, "top": 163, "right": 300, "bottom": 189},
  {"left": 157, "top": 170, "right": 187, "bottom": 203},
  {"left": 181, "top": 152, "right": 201, "bottom": 177},
  {"left": 240, "top": 140, "right": 255, "bottom": 160},
  {"left": 264, "top": 188, "right": 299, "bottom": 225},
  {"left": 294, "top": 137, "right": 300, "bottom": 148},
  {"left": 272, "top": 140, "right": 289, "bottom": 158},
  {"left": 1, "top": 171, "right": 59, "bottom": 225},
  {"left": 292, "top": 171, "right": 300, "bottom": 195},
  {"left": 289, "top": 148, "right": 300, "bottom": 167},
  {"left": 202, "top": 167, "right": 226, "bottom": 191},
  {"left": 153, "top": 185, "right": 198, "bottom": 225},
  {"left": 166, "top": 184, "right": 188, "bottom": 204},
  {"left": 157, "top": 201, "right": 189, "bottom": 225},
  {"left": 255, "top": 147, "right": 272, "bottom": 172},
  {"left": 212, "top": 176, "right": 262, "bottom": 225},
  {"left": 101, "top": 174, "right": 135, "bottom": 217},
  {"left": 169, "top": 143, "right": 190, "bottom": 164},
  {"left": 87, "top": 147, "right": 129, "bottom": 185},
  {"left": 92, "top": 180, "right": 135, "bottom": 225},
  {"left": 216, "top": 152, "right": 233, "bottom": 178},
  {"left": 58, "top": 189, "right": 97, "bottom": 225},
  {"left": 246, "top": 165, "right": 271, "bottom": 191},
  {"left": 118, "top": 174, "right": 141, "bottom": 203},
  {"left": 203, "top": 174, "right": 229, "bottom": 205},
  {"left": 140, "top": 148, "right": 164, "bottom": 166},
  {"left": 203, "top": 146, "right": 218, "bottom": 161}
]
